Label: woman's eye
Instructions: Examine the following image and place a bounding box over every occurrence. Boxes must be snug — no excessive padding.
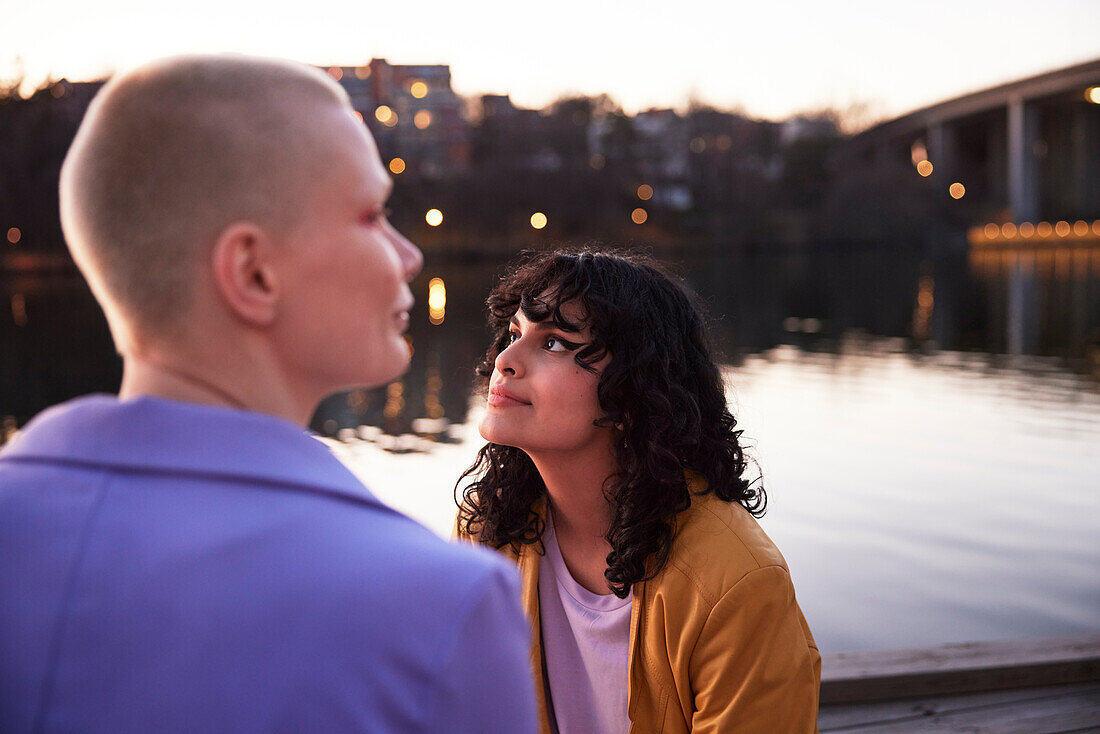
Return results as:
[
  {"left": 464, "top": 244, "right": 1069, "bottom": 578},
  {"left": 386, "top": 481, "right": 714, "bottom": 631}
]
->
[
  {"left": 363, "top": 207, "right": 392, "bottom": 225},
  {"left": 507, "top": 331, "right": 520, "bottom": 344},
  {"left": 545, "top": 337, "right": 568, "bottom": 352}
]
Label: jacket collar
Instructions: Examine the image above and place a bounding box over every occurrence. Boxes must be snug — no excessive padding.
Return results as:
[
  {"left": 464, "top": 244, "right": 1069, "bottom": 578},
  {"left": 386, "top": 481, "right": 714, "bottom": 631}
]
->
[{"left": 1, "top": 394, "right": 384, "bottom": 509}]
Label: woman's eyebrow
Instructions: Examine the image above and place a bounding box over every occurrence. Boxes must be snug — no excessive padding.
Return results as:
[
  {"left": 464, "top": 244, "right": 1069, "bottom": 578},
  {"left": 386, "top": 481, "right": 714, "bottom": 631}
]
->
[{"left": 509, "top": 315, "right": 583, "bottom": 333}]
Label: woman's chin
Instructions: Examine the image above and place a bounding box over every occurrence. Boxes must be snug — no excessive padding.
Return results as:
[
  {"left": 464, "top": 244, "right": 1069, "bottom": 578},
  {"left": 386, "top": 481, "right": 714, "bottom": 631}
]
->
[
  {"left": 477, "top": 416, "right": 501, "bottom": 444},
  {"left": 478, "top": 419, "right": 522, "bottom": 450}
]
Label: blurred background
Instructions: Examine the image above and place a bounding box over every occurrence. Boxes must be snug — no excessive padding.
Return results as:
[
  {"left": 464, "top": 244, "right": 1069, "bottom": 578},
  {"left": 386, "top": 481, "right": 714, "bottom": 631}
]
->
[{"left": 1, "top": 0, "right": 1098, "bottom": 655}]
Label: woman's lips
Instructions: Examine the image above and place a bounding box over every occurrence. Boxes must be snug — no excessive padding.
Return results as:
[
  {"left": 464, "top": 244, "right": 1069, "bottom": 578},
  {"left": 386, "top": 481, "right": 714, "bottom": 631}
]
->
[
  {"left": 487, "top": 386, "right": 531, "bottom": 407},
  {"left": 393, "top": 295, "right": 414, "bottom": 331}
]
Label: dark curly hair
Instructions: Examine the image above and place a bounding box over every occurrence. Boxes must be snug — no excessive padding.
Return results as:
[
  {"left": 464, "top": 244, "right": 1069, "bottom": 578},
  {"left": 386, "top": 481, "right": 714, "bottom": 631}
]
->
[{"left": 456, "top": 248, "right": 763, "bottom": 598}]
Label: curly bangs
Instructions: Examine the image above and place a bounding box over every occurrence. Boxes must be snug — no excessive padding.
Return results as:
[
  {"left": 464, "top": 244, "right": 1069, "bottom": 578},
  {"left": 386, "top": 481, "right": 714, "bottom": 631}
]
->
[{"left": 457, "top": 248, "right": 764, "bottom": 598}]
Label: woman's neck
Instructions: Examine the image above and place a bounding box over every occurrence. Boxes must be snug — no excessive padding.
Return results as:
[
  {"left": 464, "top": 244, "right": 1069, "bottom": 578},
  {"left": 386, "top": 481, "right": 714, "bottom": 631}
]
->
[
  {"left": 119, "top": 349, "right": 311, "bottom": 426},
  {"left": 529, "top": 437, "right": 619, "bottom": 594}
]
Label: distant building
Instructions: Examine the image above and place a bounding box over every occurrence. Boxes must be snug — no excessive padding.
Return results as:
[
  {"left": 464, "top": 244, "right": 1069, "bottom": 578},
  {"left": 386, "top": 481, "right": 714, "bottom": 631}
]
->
[
  {"left": 359, "top": 60, "right": 469, "bottom": 177},
  {"left": 478, "top": 94, "right": 525, "bottom": 121},
  {"left": 471, "top": 93, "right": 562, "bottom": 172},
  {"left": 632, "top": 109, "right": 692, "bottom": 211},
  {"left": 44, "top": 79, "right": 105, "bottom": 123},
  {"left": 780, "top": 114, "right": 839, "bottom": 146},
  {"left": 323, "top": 60, "right": 470, "bottom": 177},
  {"left": 0, "top": 79, "right": 106, "bottom": 253},
  {"left": 323, "top": 65, "right": 376, "bottom": 119}
]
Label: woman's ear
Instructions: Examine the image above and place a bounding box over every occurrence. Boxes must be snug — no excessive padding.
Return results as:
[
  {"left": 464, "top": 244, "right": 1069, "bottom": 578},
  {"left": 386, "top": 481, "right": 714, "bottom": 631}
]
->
[{"left": 210, "top": 222, "right": 279, "bottom": 327}]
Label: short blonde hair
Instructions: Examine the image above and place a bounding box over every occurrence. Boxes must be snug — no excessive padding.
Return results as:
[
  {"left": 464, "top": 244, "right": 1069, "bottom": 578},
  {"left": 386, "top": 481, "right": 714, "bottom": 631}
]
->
[{"left": 60, "top": 54, "right": 350, "bottom": 336}]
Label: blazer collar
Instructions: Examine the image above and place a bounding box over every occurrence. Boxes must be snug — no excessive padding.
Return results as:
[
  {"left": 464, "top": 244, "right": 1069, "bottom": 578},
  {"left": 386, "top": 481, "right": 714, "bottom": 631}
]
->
[{"left": 2, "top": 394, "right": 384, "bottom": 508}]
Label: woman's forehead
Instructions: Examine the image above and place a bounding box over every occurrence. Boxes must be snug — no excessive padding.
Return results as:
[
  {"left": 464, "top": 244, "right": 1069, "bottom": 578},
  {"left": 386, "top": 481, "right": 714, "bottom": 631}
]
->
[{"left": 516, "top": 293, "right": 588, "bottom": 329}]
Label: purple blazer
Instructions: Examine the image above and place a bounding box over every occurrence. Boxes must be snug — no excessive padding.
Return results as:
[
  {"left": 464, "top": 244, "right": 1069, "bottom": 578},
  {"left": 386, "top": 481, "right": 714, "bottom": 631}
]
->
[{"left": 0, "top": 395, "right": 536, "bottom": 733}]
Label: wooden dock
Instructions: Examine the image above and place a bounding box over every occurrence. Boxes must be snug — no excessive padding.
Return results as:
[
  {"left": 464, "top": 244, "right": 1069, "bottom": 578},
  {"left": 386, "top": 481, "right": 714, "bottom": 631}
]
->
[{"left": 818, "top": 634, "right": 1100, "bottom": 733}]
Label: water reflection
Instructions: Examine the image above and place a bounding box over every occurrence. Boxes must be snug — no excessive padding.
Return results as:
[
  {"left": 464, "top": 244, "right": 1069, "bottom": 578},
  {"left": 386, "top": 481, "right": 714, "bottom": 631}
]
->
[
  {"left": 0, "top": 271, "right": 121, "bottom": 430},
  {"left": 306, "top": 243, "right": 1099, "bottom": 442},
  {"left": 427, "top": 277, "right": 446, "bottom": 325},
  {"left": 4, "top": 244, "right": 1098, "bottom": 443},
  {"left": 725, "top": 341, "right": 1100, "bottom": 653},
  {"left": 309, "top": 264, "right": 499, "bottom": 443},
  {"left": 970, "top": 245, "right": 1099, "bottom": 362}
]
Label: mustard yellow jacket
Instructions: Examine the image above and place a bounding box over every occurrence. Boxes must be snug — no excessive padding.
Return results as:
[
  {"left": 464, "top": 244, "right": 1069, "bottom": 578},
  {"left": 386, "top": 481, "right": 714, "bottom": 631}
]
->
[{"left": 456, "top": 487, "right": 821, "bottom": 734}]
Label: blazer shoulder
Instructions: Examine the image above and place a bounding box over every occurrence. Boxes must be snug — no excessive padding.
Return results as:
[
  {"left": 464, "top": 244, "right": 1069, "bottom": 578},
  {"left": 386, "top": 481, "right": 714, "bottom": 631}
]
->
[{"left": 660, "top": 492, "right": 790, "bottom": 606}]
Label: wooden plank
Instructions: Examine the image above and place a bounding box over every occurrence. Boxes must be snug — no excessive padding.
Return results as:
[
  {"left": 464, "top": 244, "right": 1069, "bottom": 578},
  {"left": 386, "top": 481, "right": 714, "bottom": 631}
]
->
[
  {"left": 822, "top": 685, "right": 1100, "bottom": 733},
  {"left": 821, "top": 634, "right": 1100, "bottom": 704},
  {"left": 818, "top": 682, "right": 1100, "bottom": 730}
]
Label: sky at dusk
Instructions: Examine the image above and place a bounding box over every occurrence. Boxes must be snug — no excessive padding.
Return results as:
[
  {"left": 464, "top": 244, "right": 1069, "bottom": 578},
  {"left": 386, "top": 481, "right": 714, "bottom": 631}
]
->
[{"left": 3, "top": 0, "right": 1098, "bottom": 123}]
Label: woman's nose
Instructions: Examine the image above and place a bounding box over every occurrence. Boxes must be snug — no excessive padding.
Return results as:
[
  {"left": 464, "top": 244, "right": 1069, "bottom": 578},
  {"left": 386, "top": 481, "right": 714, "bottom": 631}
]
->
[
  {"left": 389, "top": 226, "right": 423, "bottom": 281},
  {"left": 495, "top": 340, "right": 523, "bottom": 377}
]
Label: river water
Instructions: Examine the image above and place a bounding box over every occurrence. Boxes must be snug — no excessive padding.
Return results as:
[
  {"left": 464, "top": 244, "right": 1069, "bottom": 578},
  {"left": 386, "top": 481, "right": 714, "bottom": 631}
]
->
[{"left": 3, "top": 243, "right": 1099, "bottom": 653}]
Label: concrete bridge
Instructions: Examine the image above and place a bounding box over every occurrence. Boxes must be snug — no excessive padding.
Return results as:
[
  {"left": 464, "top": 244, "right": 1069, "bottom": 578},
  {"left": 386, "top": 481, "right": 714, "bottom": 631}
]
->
[{"left": 849, "top": 58, "right": 1100, "bottom": 229}]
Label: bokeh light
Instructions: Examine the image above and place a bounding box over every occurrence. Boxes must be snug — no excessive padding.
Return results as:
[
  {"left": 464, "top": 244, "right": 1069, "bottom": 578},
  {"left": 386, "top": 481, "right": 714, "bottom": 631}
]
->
[
  {"left": 1037, "top": 221, "right": 1053, "bottom": 237},
  {"left": 427, "top": 279, "right": 446, "bottom": 311},
  {"left": 414, "top": 110, "right": 432, "bottom": 129},
  {"left": 1019, "top": 222, "right": 1035, "bottom": 238},
  {"left": 637, "top": 184, "right": 653, "bottom": 200},
  {"left": 916, "top": 160, "right": 933, "bottom": 177},
  {"left": 1086, "top": 87, "right": 1100, "bottom": 104},
  {"left": 425, "top": 209, "right": 443, "bottom": 227},
  {"left": 410, "top": 81, "right": 428, "bottom": 99},
  {"left": 6, "top": 227, "right": 20, "bottom": 244},
  {"left": 983, "top": 223, "right": 999, "bottom": 239},
  {"left": 1055, "top": 220, "right": 1071, "bottom": 237},
  {"left": 11, "top": 294, "right": 27, "bottom": 327},
  {"left": 375, "top": 105, "right": 394, "bottom": 124},
  {"left": 1072, "top": 220, "right": 1088, "bottom": 237},
  {"left": 383, "top": 381, "right": 404, "bottom": 420},
  {"left": 1000, "top": 222, "right": 1017, "bottom": 238},
  {"left": 389, "top": 157, "right": 406, "bottom": 175},
  {"left": 917, "top": 278, "right": 934, "bottom": 309},
  {"left": 428, "top": 277, "right": 446, "bottom": 325},
  {"left": 631, "top": 208, "right": 648, "bottom": 224},
  {"left": 530, "top": 212, "right": 548, "bottom": 230},
  {"left": 949, "top": 182, "right": 966, "bottom": 199},
  {"left": 911, "top": 141, "right": 928, "bottom": 166}
]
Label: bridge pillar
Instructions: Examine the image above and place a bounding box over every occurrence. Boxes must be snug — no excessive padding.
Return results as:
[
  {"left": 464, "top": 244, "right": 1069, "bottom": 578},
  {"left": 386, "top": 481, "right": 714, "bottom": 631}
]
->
[
  {"left": 927, "top": 122, "right": 956, "bottom": 183},
  {"left": 1007, "top": 94, "right": 1040, "bottom": 222},
  {"left": 1067, "top": 103, "right": 1092, "bottom": 216}
]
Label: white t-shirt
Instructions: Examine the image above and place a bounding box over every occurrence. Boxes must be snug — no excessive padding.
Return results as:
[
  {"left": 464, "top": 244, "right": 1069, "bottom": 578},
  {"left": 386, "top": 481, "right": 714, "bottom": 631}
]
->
[{"left": 538, "top": 513, "right": 632, "bottom": 734}]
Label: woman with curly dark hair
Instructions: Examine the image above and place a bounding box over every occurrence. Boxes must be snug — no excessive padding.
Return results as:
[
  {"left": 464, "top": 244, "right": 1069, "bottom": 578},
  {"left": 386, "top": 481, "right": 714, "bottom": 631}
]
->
[{"left": 455, "top": 249, "right": 820, "bottom": 734}]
